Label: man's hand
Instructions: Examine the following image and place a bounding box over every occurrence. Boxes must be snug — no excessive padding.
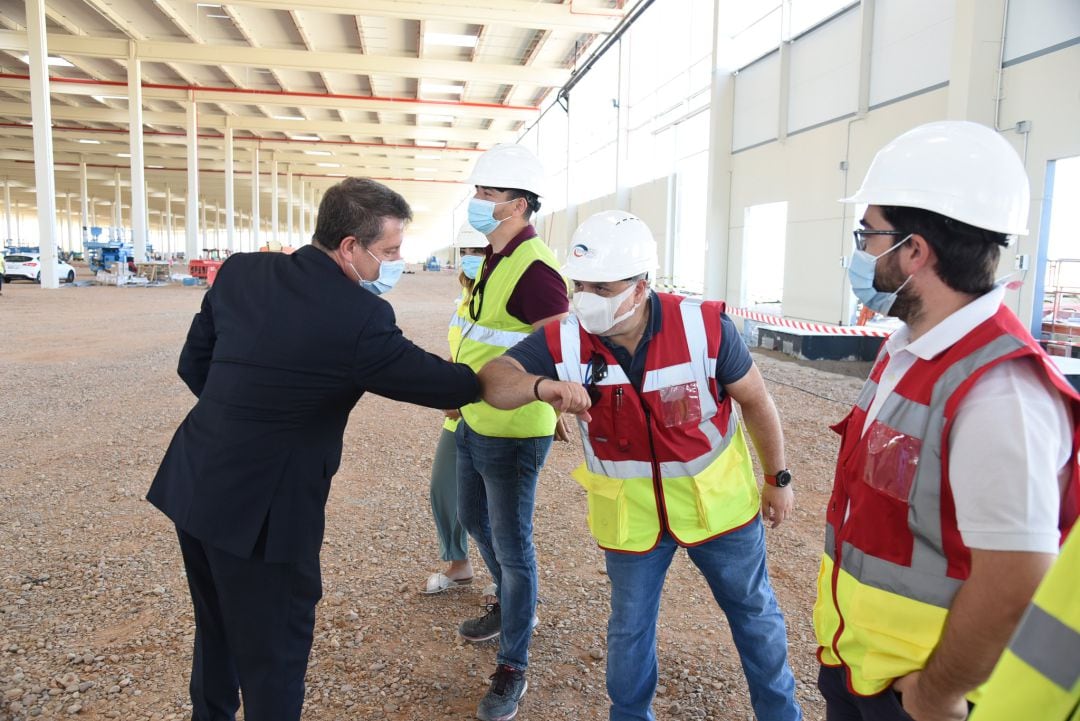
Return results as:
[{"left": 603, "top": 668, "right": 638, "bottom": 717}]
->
[
  {"left": 537, "top": 379, "right": 592, "bottom": 421},
  {"left": 554, "top": 414, "right": 573, "bottom": 442},
  {"left": 760, "top": 484, "right": 794, "bottom": 529},
  {"left": 893, "top": 672, "right": 968, "bottom": 721},
  {"left": 444, "top": 409, "right": 462, "bottom": 421}
]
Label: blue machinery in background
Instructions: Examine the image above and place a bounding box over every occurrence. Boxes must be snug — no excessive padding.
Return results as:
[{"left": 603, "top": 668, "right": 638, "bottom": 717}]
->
[{"left": 83, "top": 226, "right": 152, "bottom": 273}]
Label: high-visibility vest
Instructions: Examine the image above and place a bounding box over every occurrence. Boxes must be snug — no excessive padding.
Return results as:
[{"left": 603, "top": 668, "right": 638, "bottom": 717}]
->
[
  {"left": 814, "top": 304, "right": 1080, "bottom": 698},
  {"left": 970, "top": 528, "right": 1080, "bottom": 721},
  {"left": 443, "top": 288, "right": 469, "bottom": 434},
  {"left": 544, "top": 292, "right": 759, "bottom": 552},
  {"left": 456, "top": 236, "right": 567, "bottom": 438}
]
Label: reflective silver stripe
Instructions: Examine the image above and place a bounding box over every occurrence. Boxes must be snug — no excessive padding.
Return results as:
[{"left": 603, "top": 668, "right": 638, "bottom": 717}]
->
[
  {"left": 1009, "top": 604, "right": 1080, "bottom": 691},
  {"left": 580, "top": 434, "right": 655, "bottom": 478},
  {"left": 460, "top": 322, "right": 531, "bottom": 349},
  {"left": 855, "top": 379, "right": 878, "bottom": 412},
  {"left": 658, "top": 413, "right": 738, "bottom": 478},
  {"left": 679, "top": 299, "right": 720, "bottom": 421},
  {"left": 906, "top": 333, "right": 1027, "bottom": 575},
  {"left": 874, "top": 394, "right": 930, "bottom": 440},
  {"left": 642, "top": 362, "right": 696, "bottom": 392},
  {"left": 449, "top": 314, "right": 470, "bottom": 331},
  {"left": 824, "top": 523, "right": 836, "bottom": 561},
  {"left": 557, "top": 317, "right": 584, "bottom": 383},
  {"left": 840, "top": 542, "right": 961, "bottom": 608}
]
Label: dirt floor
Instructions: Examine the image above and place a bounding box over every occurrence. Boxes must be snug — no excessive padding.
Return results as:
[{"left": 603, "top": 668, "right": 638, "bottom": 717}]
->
[{"left": 0, "top": 264, "right": 869, "bottom": 721}]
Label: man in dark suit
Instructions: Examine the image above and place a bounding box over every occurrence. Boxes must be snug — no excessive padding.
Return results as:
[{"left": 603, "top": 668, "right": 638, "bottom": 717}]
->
[{"left": 148, "top": 177, "right": 481, "bottom": 721}]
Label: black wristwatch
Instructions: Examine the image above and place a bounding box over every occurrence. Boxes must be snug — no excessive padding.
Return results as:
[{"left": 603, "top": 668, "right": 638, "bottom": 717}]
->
[{"left": 765, "top": 469, "right": 792, "bottom": 488}]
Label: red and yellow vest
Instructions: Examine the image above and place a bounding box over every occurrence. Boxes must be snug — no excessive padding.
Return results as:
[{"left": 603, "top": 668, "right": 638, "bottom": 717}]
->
[
  {"left": 545, "top": 292, "right": 760, "bottom": 552},
  {"left": 814, "top": 304, "right": 1080, "bottom": 698}
]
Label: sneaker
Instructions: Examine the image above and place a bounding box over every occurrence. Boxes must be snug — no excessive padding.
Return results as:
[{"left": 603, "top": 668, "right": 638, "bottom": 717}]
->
[
  {"left": 460, "top": 603, "right": 502, "bottom": 642},
  {"left": 459, "top": 604, "right": 540, "bottom": 642},
  {"left": 476, "top": 664, "right": 527, "bottom": 721}
]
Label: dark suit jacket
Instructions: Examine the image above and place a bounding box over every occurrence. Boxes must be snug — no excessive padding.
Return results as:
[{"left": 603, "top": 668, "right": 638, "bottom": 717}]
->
[{"left": 148, "top": 246, "right": 479, "bottom": 563}]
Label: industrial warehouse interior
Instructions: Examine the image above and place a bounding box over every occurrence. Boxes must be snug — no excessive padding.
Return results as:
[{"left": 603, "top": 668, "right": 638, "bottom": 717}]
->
[{"left": 1, "top": 0, "right": 1079, "bottom": 720}]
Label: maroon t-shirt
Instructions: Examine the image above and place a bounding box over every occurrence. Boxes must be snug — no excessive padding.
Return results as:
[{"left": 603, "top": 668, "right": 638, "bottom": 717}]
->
[{"left": 478, "top": 225, "right": 569, "bottom": 326}]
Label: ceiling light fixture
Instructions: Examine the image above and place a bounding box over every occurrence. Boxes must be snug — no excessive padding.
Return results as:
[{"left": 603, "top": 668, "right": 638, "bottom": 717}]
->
[
  {"left": 316, "top": 162, "right": 342, "bottom": 168},
  {"left": 206, "top": 14, "right": 231, "bottom": 19},
  {"left": 304, "top": 150, "right": 333, "bottom": 156},
  {"left": 78, "top": 139, "right": 102, "bottom": 144},
  {"left": 272, "top": 115, "right": 305, "bottom": 121},
  {"left": 116, "top": 153, "right": 131, "bottom": 158},
  {"left": 21, "top": 54, "right": 73, "bottom": 67},
  {"left": 415, "top": 139, "right": 447, "bottom": 148},
  {"left": 291, "top": 134, "right": 321, "bottom": 141},
  {"left": 92, "top": 95, "right": 127, "bottom": 102},
  {"left": 424, "top": 32, "right": 478, "bottom": 48},
  {"left": 420, "top": 82, "right": 465, "bottom": 95}
]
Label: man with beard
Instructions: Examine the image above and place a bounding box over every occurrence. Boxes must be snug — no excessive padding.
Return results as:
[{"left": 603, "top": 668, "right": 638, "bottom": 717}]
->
[{"left": 813, "top": 121, "right": 1079, "bottom": 721}]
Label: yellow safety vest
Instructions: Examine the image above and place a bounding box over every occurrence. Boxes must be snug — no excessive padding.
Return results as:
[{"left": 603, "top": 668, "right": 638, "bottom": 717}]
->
[
  {"left": 969, "top": 529, "right": 1080, "bottom": 721},
  {"left": 443, "top": 288, "right": 469, "bottom": 433},
  {"left": 456, "top": 235, "right": 567, "bottom": 438}
]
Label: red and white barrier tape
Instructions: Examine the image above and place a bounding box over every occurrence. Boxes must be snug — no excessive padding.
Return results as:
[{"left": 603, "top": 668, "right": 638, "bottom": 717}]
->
[{"left": 729, "top": 308, "right": 891, "bottom": 337}]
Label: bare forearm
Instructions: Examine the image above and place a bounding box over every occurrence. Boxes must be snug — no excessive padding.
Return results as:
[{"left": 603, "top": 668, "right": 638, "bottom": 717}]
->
[
  {"left": 740, "top": 394, "right": 786, "bottom": 474},
  {"left": 479, "top": 356, "right": 543, "bottom": 410},
  {"left": 919, "top": 550, "right": 1054, "bottom": 703}
]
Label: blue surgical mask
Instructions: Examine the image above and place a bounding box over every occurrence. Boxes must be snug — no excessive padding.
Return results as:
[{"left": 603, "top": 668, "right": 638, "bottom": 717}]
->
[
  {"left": 847, "top": 234, "right": 913, "bottom": 315},
  {"left": 467, "top": 198, "right": 512, "bottom": 235},
  {"left": 460, "top": 254, "right": 484, "bottom": 280},
  {"left": 353, "top": 250, "right": 406, "bottom": 295}
]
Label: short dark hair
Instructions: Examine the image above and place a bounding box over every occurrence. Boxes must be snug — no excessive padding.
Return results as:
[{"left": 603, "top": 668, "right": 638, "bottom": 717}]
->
[
  {"left": 880, "top": 206, "right": 1008, "bottom": 296},
  {"left": 489, "top": 187, "right": 541, "bottom": 219},
  {"left": 313, "top": 177, "right": 412, "bottom": 250}
]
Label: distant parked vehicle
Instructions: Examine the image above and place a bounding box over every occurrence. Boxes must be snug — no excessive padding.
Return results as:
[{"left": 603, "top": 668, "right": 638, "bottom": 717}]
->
[{"left": 3, "top": 253, "right": 77, "bottom": 284}]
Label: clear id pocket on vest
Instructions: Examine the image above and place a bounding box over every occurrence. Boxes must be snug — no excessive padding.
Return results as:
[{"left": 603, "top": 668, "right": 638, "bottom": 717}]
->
[
  {"left": 657, "top": 382, "right": 702, "bottom": 428},
  {"left": 862, "top": 421, "right": 922, "bottom": 503}
]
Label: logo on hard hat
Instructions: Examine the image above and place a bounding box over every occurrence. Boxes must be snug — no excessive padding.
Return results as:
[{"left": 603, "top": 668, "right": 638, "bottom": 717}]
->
[{"left": 571, "top": 244, "right": 590, "bottom": 258}]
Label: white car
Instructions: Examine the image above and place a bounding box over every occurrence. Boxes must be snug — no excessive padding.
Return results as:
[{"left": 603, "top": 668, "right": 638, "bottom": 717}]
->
[{"left": 3, "top": 253, "right": 77, "bottom": 284}]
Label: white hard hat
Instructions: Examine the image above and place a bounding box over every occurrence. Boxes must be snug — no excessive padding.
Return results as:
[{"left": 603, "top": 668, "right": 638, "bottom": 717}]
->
[
  {"left": 467, "top": 144, "right": 546, "bottom": 197},
  {"left": 562, "top": 210, "right": 658, "bottom": 283},
  {"left": 842, "top": 120, "right": 1029, "bottom": 235},
  {"left": 454, "top": 223, "right": 488, "bottom": 249}
]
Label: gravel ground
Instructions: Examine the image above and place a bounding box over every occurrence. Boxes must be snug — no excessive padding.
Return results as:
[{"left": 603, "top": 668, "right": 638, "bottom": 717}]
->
[{"left": 0, "top": 266, "right": 868, "bottom": 721}]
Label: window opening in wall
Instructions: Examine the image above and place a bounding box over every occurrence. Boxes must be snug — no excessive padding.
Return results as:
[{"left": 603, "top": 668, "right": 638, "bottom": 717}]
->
[
  {"left": 672, "top": 150, "right": 709, "bottom": 295},
  {"left": 1040, "top": 155, "right": 1080, "bottom": 358},
  {"left": 741, "top": 201, "right": 788, "bottom": 313}
]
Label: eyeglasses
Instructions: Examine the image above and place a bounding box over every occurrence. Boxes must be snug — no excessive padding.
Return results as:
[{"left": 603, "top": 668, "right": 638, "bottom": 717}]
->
[
  {"left": 852, "top": 228, "right": 909, "bottom": 252},
  {"left": 584, "top": 352, "right": 608, "bottom": 404}
]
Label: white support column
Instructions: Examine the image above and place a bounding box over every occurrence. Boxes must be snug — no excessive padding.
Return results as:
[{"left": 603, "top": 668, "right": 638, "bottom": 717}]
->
[
  {"left": 165, "top": 186, "right": 173, "bottom": 256},
  {"left": 185, "top": 98, "right": 200, "bottom": 263},
  {"left": 3, "top": 178, "right": 11, "bottom": 242},
  {"left": 250, "top": 145, "right": 260, "bottom": 251},
  {"left": 214, "top": 205, "right": 221, "bottom": 250},
  {"left": 286, "top": 165, "right": 294, "bottom": 247},
  {"left": 298, "top": 179, "right": 306, "bottom": 244},
  {"left": 200, "top": 196, "right": 208, "bottom": 253},
  {"left": 113, "top": 167, "right": 122, "bottom": 232},
  {"left": 128, "top": 47, "right": 148, "bottom": 262},
  {"left": 270, "top": 152, "right": 279, "bottom": 245},
  {"left": 79, "top": 160, "right": 89, "bottom": 249},
  {"left": 64, "top": 193, "right": 73, "bottom": 252},
  {"left": 702, "top": 0, "right": 737, "bottom": 302},
  {"left": 25, "top": 0, "right": 59, "bottom": 288},
  {"left": 224, "top": 121, "right": 235, "bottom": 254}
]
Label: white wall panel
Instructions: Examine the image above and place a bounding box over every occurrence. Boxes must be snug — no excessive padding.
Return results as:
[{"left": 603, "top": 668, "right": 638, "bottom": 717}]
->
[
  {"left": 1004, "top": 0, "right": 1080, "bottom": 64},
  {"left": 788, "top": 7, "right": 860, "bottom": 133},
  {"left": 732, "top": 53, "right": 781, "bottom": 151},
  {"left": 869, "top": 0, "right": 955, "bottom": 107}
]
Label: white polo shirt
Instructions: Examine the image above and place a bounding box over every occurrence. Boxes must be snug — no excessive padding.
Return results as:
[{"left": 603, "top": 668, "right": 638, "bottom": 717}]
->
[{"left": 862, "top": 286, "right": 1073, "bottom": 554}]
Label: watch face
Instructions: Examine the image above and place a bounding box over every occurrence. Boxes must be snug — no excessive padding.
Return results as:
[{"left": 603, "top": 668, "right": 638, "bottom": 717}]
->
[{"left": 774, "top": 470, "right": 792, "bottom": 487}]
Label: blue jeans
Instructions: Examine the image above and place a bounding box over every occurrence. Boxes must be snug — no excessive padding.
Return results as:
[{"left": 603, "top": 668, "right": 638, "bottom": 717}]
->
[
  {"left": 605, "top": 520, "right": 802, "bottom": 721},
  {"left": 456, "top": 422, "right": 552, "bottom": 671}
]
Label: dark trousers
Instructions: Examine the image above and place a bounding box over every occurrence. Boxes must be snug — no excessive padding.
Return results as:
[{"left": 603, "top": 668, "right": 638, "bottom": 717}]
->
[
  {"left": 817, "top": 665, "right": 914, "bottom": 721},
  {"left": 177, "top": 527, "right": 322, "bottom": 721}
]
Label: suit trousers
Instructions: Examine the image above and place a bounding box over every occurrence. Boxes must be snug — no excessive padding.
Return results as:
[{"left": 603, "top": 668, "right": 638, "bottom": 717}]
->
[{"left": 177, "top": 527, "right": 322, "bottom": 721}]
